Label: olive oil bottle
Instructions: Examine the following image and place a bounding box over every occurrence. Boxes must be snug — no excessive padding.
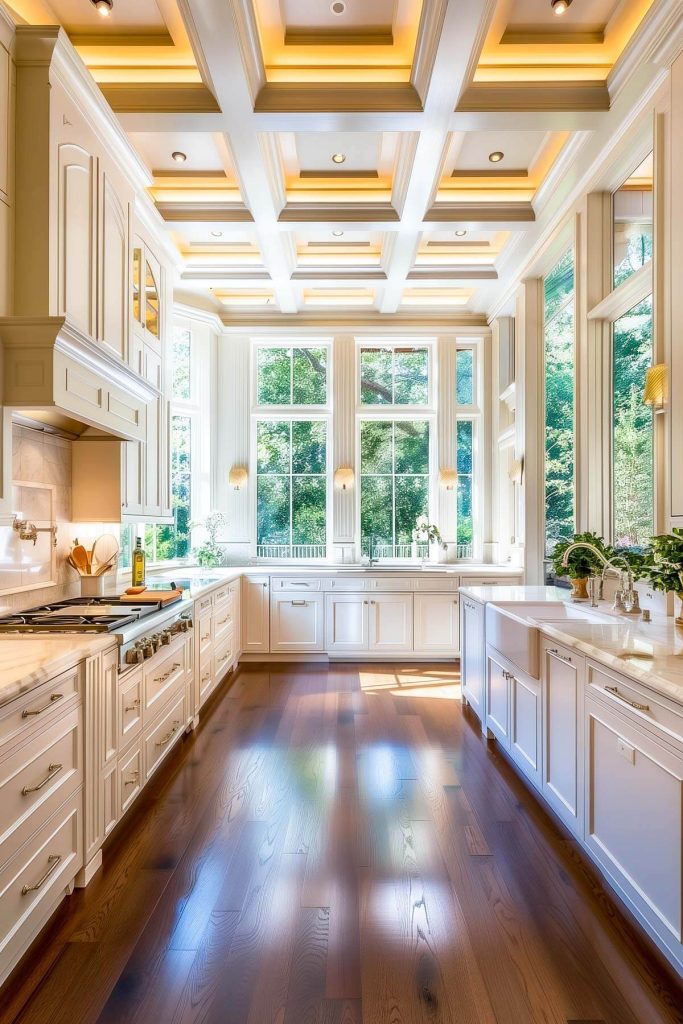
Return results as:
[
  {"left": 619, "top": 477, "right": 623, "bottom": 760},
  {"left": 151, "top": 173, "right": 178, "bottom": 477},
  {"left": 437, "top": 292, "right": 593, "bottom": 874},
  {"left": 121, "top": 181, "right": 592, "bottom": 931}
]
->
[{"left": 132, "top": 537, "right": 146, "bottom": 587}]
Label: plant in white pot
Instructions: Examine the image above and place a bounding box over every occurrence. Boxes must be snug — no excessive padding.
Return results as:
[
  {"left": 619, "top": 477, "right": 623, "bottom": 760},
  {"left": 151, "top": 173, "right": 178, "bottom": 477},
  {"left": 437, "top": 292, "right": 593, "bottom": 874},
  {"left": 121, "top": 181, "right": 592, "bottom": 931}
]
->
[
  {"left": 412, "top": 516, "right": 448, "bottom": 563},
  {"left": 649, "top": 528, "right": 683, "bottom": 625}
]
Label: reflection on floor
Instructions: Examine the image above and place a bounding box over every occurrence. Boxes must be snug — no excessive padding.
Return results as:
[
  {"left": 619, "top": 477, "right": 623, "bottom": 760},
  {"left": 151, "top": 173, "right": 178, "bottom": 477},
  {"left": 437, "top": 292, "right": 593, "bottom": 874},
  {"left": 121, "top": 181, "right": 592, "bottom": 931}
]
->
[{"left": 2, "top": 662, "right": 681, "bottom": 1024}]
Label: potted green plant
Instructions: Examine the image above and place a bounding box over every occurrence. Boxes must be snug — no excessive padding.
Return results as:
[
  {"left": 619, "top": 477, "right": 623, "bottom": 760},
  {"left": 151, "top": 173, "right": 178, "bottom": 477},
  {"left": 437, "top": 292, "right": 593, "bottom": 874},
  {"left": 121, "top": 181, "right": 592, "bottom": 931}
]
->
[
  {"left": 412, "top": 516, "right": 448, "bottom": 563},
  {"left": 648, "top": 528, "right": 683, "bottom": 624},
  {"left": 550, "top": 531, "right": 613, "bottom": 600},
  {"left": 191, "top": 511, "right": 227, "bottom": 568}
]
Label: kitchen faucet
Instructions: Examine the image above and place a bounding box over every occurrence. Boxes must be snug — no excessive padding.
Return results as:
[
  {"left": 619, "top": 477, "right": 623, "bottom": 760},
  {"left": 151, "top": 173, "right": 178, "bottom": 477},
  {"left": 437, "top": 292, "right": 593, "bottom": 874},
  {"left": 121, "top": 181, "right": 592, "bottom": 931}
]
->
[{"left": 560, "top": 542, "right": 641, "bottom": 614}]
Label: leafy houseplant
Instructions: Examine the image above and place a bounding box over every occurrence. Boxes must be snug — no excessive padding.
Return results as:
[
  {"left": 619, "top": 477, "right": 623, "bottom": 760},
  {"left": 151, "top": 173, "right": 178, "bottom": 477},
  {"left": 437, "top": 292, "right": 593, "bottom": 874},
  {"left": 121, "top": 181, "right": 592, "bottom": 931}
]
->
[
  {"left": 550, "top": 531, "right": 613, "bottom": 600},
  {"left": 191, "top": 511, "right": 227, "bottom": 568},
  {"left": 648, "top": 528, "right": 683, "bottom": 624},
  {"left": 412, "top": 516, "right": 447, "bottom": 563}
]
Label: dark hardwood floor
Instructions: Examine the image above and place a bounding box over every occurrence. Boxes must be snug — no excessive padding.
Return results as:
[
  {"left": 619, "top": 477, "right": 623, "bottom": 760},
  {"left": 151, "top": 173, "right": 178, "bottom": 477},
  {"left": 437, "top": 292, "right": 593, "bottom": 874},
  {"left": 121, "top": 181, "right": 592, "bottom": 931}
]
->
[{"left": 2, "top": 663, "right": 682, "bottom": 1024}]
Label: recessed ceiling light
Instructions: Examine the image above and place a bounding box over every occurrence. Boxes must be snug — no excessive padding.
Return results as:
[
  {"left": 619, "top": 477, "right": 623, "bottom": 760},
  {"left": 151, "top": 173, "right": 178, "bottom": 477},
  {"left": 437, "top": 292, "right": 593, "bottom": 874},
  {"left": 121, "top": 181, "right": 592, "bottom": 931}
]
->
[
  {"left": 91, "top": 0, "right": 113, "bottom": 15},
  {"left": 332, "top": 230, "right": 344, "bottom": 237},
  {"left": 488, "top": 151, "right": 504, "bottom": 163},
  {"left": 455, "top": 229, "right": 467, "bottom": 237},
  {"left": 211, "top": 230, "right": 223, "bottom": 238},
  {"left": 331, "top": 153, "right": 346, "bottom": 164},
  {"left": 551, "top": 0, "right": 572, "bottom": 13},
  {"left": 331, "top": 1, "right": 346, "bottom": 14},
  {"left": 172, "top": 151, "right": 187, "bottom": 163}
]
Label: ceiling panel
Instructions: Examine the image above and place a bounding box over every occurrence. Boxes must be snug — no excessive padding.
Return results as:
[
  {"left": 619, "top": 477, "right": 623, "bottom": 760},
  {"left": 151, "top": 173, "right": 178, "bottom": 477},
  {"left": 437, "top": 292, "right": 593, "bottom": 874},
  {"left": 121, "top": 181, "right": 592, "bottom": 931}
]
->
[
  {"left": 448, "top": 131, "right": 549, "bottom": 174},
  {"left": 39, "top": 0, "right": 168, "bottom": 34},
  {"left": 282, "top": 0, "right": 394, "bottom": 32},
  {"left": 129, "top": 133, "right": 230, "bottom": 174},
  {"left": 504, "top": 0, "right": 620, "bottom": 31}
]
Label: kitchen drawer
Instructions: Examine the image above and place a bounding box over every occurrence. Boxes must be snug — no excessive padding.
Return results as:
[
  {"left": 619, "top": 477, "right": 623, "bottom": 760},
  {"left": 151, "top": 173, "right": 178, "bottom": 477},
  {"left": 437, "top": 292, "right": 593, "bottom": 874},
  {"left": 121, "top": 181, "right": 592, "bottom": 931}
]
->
[
  {"left": 214, "top": 631, "right": 235, "bottom": 682},
  {"left": 144, "top": 692, "right": 185, "bottom": 781},
  {"left": 367, "top": 577, "right": 414, "bottom": 592},
  {"left": 324, "top": 577, "right": 368, "bottom": 592},
  {"left": 197, "top": 611, "right": 213, "bottom": 662},
  {"left": 213, "top": 603, "right": 235, "bottom": 645},
  {"left": 118, "top": 668, "right": 142, "bottom": 748},
  {"left": 587, "top": 660, "right": 683, "bottom": 747},
  {"left": 142, "top": 637, "right": 187, "bottom": 722},
  {"left": 0, "top": 792, "right": 82, "bottom": 973},
  {"left": 195, "top": 592, "right": 214, "bottom": 615},
  {"left": 0, "top": 666, "right": 81, "bottom": 754},
  {"left": 213, "top": 583, "right": 234, "bottom": 608},
  {"left": 271, "top": 576, "right": 323, "bottom": 592},
  {"left": 0, "top": 707, "right": 81, "bottom": 857},
  {"left": 199, "top": 662, "right": 214, "bottom": 705},
  {"left": 118, "top": 740, "right": 142, "bottom": 818},
  {"left": 413, "top": 576, "right": 460, "bottom": 592},
  {"left": 228, "top": 580, "right": 240, "bottom": 600}
]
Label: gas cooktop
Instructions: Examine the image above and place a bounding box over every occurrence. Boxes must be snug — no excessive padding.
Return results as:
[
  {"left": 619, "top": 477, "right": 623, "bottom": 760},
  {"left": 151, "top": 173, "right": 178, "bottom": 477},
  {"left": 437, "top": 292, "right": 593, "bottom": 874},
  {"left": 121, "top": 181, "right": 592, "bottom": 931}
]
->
[{"left": 0, "top": 597, "right": 161, "bottom": 633}]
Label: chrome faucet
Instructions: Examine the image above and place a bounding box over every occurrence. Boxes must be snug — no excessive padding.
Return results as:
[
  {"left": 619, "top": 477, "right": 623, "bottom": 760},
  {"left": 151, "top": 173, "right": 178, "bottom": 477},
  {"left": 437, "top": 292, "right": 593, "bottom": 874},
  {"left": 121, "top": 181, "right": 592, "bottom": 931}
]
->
[{"left": 560, "top": 542, "right": 640, "bottom": 614}]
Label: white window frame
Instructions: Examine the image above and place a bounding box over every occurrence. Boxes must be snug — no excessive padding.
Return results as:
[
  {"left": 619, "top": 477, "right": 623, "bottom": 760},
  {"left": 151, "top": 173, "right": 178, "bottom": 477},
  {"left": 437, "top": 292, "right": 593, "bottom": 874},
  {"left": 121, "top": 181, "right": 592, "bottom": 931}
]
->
[
  {"left": 454, "top": 338, "right": 483, "bottom": 561},
  {"left": 356, "top": 337, "right": 434, "bottom": 411}
]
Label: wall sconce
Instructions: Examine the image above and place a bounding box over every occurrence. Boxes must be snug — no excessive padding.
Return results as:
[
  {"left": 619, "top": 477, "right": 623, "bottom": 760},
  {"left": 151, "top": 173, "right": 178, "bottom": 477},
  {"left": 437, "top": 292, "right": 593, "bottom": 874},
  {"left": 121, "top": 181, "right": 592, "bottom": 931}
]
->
[
  {"left": 438, "top": 468, "right": 458, "bottom": 490},
  {"left": 643, "top": 363, "right": 668, "bottom": 414},
  {"left": 334, "top": 466, "right": 355, "bottom": 491},
  {"left": 509, "top": 458, "right": 524, "bottom": 484},
  {"left": 228, "top": 466, "right": 248, "bottom": 490}
]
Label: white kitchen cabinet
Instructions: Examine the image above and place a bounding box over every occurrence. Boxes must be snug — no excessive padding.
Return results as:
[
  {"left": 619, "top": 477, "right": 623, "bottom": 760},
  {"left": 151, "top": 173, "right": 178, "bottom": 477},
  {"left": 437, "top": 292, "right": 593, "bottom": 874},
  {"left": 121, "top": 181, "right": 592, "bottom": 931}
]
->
[
  {"left": 413, "top": 593, "right": 459, "bottom": 655},
  {"left": 241, "top": 576, "right": 270, "bottom": 654},
  {"left": 368, "top": 594, "right": 413, "bottom": 653},
  {"left": 585, "top": 691, "right": 683, "bottom": 966},
  {"left": 460, "top": 596, "right": 485, "bottom": 721},
  {"left": 325, "top": 593, "right": 368, "bottom": 653},
  {"left": 509, "top": 667, "right": 541, "bottom": 789},
  {"left": 271, "top": 592, "right": 324, "bottom": 653},
  {"left": 485, "top": 646, "right": 510, "bottom": 747},
  {"left": 541, "top": 637, "right": 585, "bottom": 837}
]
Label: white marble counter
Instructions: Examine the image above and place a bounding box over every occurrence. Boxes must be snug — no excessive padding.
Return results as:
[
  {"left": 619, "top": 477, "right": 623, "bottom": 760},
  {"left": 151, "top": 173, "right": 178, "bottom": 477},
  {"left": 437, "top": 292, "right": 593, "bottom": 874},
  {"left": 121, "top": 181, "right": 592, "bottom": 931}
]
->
[
  {"left": 0, "top": 634, "right": 117, "bottom": 708},
  {"left": 459, "top": 585, "right": 563, "bottom": 603}
]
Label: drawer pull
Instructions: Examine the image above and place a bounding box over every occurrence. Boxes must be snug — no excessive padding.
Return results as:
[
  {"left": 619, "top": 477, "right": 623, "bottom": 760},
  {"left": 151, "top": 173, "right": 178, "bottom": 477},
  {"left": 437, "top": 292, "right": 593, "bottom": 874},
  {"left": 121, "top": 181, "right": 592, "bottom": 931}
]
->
[
  {"left": 22, "top": 693, "right": 64, "bottom": 718},
  {"left": 21, "top": 854, "right": 62, "bottom": 895},
  {"left": 218, "top": 616, "right": 231, "bottom": 625},
  {"left": 156, "top": 720, "right": 181, "bottom": 746},
  {"left": 201, "top": 633, "right": 211, "bottom": 642},
  {"left": 201, "top": 672, "right": 210, "bottom": 682},
  {"left": 153, "top": 662, "right": 181, "bottom": 683},
  {"left": 547, "top": 648, "right": 572, "bottom": 663},
  {"left": 218, "top": 653, "right": 229, "bottom": 663},
  {"left": 124, "top": 698, "right": 141, "bottom": 712},
  {"left": 604, "top": 685, "right": 650, "bottom": 711},
  {"left": 22, "top": 762, "right": 63, "bottom": 795},
  {"left": 124, "top": 771, "right": 140, "bottom": 787},
  {"left": 291, "top": 600, "right": 307, "bottom": 606}
]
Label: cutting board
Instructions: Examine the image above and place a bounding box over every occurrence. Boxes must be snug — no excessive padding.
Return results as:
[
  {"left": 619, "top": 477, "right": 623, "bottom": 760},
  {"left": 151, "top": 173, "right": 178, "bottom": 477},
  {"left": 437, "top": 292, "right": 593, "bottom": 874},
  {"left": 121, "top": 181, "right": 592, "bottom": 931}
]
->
[{"left": 120, "top": 589, "right": 184, "bottom": 606}]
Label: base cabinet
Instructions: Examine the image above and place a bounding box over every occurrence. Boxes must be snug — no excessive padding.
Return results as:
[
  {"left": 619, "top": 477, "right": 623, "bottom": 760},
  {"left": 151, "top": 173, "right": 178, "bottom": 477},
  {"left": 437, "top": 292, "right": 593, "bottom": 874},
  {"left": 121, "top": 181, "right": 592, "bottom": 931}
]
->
[
  {"left": 325, "top": 594, "right": 368, "bottom": 653},
  {"left": 242, "top": 576, "right": 270, "bottom": 655},
  {"left": 541, "top": 639, "right": 585, "bottom": 837},
  {"left": 413, "top": 593, "right": 459, "bottom": 655},
  {"left": 485, "top": 647, "right": 511, "bottom": 747},
  {"left": 325, "top": 593, "right": 412, "bottom": 655},
  {"left": 368, "top": 594, "right": 413, "bottom": 653},
  {"left": 509, "top": 669, "right": 541, "bottom": 789},
  {"left": 461, "top": 597, "right": 485, "bottom": 719},
  {"left": 271, "top": 592, "right": 324, "bottom": 653},
  {"left": 585, "top": 692, "right": 683, "bottom": 966}
]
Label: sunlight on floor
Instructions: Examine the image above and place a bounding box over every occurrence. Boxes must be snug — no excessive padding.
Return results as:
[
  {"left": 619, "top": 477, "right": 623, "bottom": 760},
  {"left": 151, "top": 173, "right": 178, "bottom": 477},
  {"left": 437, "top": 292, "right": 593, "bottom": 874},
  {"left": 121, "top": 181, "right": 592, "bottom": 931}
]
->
[{"left": 359, "top": 667, "right": 461, "bottom": 700}]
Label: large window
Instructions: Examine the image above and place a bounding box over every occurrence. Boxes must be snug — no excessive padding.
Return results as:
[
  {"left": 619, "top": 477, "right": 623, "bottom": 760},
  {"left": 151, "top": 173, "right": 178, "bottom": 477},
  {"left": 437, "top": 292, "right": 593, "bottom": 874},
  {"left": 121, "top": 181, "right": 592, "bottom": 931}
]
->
[
  {"left": 256, "top": 420, "right": 327, "bottom": 558},
  {"left": 360, "top": 345, "right": 429, "bottom": 405},
  {"left": 256, "top": 345, "right": 327, "bottom": 405},
  {"left": 456, "top": 420, "right": 474, "bottom": 554},
  {"left": 153, "top": 415, "right": 192, "bottom": 560},
  {"left": 613, "top": 153, "right": 653, "bottom": 288},
  {"left": 360, "top": 420, "right": 430, "bottom": 559},
  {"left": 543, "top": 249, "right": 575, "bottom": 556},
  {"left": 612, "top": 295, "right": 654, "bottom": 547}
]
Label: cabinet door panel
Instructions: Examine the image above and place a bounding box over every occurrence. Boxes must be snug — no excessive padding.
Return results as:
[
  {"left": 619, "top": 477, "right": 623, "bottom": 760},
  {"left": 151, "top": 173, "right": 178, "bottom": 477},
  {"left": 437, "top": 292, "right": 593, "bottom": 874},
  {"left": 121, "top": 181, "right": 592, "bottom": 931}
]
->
[
  {"left": 486, "top": 652, "right": 509, "bottom": 745},
  {"left": 325, "top": 595, "right": 367, "bottom": 652},
  {"left": 369, "top": 594, "right": 412, "bottom": 653},
  {"left": 586, "top": 697, "right": 682, "bottom": 946},
  {"left": 542, "top": 641, "right": 584, "bottom": 835},
  {"left": 241, "top": 578, "right": 270, "bottom": 654},
  {"left": 270, "top": 594, "right": 324, "bottom": 652},
  {"left": 100, "top": 175, "right": 127, "bottom": 361},
  {"left": 511, "top": 672, "right": 540, "bottom": 785},
  {"left": 461, "top": 598, "right": 484, "bottom": 720},
  {"left": 57, "top": 144, "right": 94, "bottom": 334},
  {"left": 414, "top": 593, "right": 459, "bottom": 654}
]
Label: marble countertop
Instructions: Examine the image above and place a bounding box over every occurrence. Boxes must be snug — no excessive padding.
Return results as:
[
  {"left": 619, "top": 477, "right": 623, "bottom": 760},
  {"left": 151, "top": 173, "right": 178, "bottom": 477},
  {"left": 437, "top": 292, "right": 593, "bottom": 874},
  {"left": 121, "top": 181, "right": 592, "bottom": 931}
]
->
[
  {"left": 460, "top": 584, "right": 683, "bottom": 708},
  {"left": 0, "top": 634, "right": 118, "bottom": 709}
]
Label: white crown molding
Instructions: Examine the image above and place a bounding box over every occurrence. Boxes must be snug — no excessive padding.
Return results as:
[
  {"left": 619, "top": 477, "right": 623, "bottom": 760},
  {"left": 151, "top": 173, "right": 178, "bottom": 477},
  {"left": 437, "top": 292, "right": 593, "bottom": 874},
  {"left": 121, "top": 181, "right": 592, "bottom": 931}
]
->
[
  {"left": 216, "top": 312, "right": 489, "bottom": 333},
  {"left": 532, "top": 131, "right": 592, "bottom": 214},
  {"left": 16, "top": 28, "right": 153, "bottom": 194},
  {"left": 0, "top": 3, "right": 15, "bottom": 50},
  {"left": 173, "top": 300, "right": 225, "bottom": 334},
  {"left": 133, "top": 194, "right": 185, "bottom": 272},
  {"left": 230, "top": 0, "right": 266, "bottom": 105},
  {"left": 608, "top": 0, "right": 683, "bottom": 103}
]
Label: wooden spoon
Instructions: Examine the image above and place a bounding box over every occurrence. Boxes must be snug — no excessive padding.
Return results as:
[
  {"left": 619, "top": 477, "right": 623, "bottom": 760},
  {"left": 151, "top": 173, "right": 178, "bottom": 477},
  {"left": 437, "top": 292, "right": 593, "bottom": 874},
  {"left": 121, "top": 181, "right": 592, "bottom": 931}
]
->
[{"left": 71, "top": 544, "right": 90, "bottom": 575}]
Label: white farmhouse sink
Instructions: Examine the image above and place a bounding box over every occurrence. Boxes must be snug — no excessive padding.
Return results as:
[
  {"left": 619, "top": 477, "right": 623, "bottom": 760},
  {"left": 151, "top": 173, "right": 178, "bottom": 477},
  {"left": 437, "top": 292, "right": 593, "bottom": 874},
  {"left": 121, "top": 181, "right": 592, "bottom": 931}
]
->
[{"left": 485, "top": 601, "right": 617, "bottom": 678}]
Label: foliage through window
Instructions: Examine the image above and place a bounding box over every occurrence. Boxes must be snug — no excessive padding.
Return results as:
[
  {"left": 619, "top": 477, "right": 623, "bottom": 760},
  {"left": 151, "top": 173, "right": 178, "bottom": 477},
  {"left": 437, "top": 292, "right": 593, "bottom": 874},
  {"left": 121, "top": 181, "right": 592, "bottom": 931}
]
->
[
  {"left": 172, "top": 327, "right": 191, "bottom": 400},
  {"left": 360, "top": 346, "right": 429, "bottom": 405},
  {"left": 256, "top": 419, "right": 327, "bottom": 558},
  {"left": 613, "top": 295, "right": 654, "bottom": 548},
  {"left": 457, "top": 420, "right": 474, "bottom": 554},
  {"left": 360, "top": 420, "right": 430, "bottom": 559},
  {"left": 456, "top": 348, "right": 474, "bottom": 406},
  {"left": 256, "top": 346, "right": 327, "bottom": 405},
  {"left": 543, "top": 249, "right": 575, "bottom": 557},
  {"left": 154, "top": 416, "right": 192, "bottom": 560},
  {"left": 613, "top": 153, "right": 653, "bottom": 288}
]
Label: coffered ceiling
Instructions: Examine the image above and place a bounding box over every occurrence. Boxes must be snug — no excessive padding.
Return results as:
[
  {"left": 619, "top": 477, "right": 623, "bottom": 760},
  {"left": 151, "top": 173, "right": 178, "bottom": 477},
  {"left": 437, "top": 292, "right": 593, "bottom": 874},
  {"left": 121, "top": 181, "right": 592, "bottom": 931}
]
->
[{"left": 2, "top": 0, "right": 680, "bottom": 323}]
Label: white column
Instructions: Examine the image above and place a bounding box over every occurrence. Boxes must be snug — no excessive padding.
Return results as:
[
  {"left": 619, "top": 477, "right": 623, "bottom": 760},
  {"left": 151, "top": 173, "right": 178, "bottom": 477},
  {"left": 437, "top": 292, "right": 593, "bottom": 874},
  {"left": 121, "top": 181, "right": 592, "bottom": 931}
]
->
[
  {"left": 332, "top": 334, "right": 356, "bottom": 558},
  {"left": 215, "top": 334, "right": 250, "bottom": 557},
  {"left": 437, "top": 335, "right": 457, "bottom": 544}
]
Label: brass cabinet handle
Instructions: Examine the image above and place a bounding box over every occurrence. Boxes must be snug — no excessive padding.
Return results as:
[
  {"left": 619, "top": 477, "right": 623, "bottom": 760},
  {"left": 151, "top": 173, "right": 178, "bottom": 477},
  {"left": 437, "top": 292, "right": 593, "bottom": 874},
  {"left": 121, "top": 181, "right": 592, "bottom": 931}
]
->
[
  {"left": 291, "top": 600, "right": 307, "bottom": 606},
  {"left": 22, "top": 693, "right": 63, "bottom": 718},
  {"left": 605, "top": 684, "right": 650, "bottom": 711},
  {"left": 201, "top": 633, "right": 211, "bottom": 642},
  {"left": 22, "top": 762, "right": 63, "bottom": 795},
  {"left": 155, "top": 720, "right": 181, "bottom": 746},
  {"left": 124, "top": 698, "right": 141, "bottom": 712},
  {"left": 22, "top": 854, "right": 62, "bottom": 895},
  {"left": 153, "top": 662, "right": 181, "bottom": 683},
  {"left": 201, "top": 672, "right": 210, "bottom": 682},
  {"left": 218, "top": 653, "right": 229, "bottom": 663},
  {"left": 218, "top": 616, "right": 231, "bottom": 624},
  {"left": 124, "top": 770, "right": 140, "bottom": 787}
]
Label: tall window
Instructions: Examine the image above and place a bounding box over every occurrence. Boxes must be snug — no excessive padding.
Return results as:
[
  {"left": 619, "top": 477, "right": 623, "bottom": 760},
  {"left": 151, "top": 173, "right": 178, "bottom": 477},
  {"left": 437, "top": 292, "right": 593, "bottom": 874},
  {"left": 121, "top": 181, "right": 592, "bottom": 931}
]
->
[
  {"left": 543, "top": 249, "right": 575, "bottom": 556},
  {"left": 613, "top": 153, "right": 653, "bottom": 288},
  {"left": 359, "top": 346, "right": 429, "bottom": 405},
  {"left": 360, "top": 420, "right": 430, "bottom": 559},
  {"left": 612, "top": 296, "right": 654, "bottom": 547},
  {"left": 153, "top": 415, "right": 192, "bottom": 559},
  {"left": 456, "top": 420, "right": 474, "bottom": 555},
  {"left": 254, "top": 343, "right": 330, "bottom": 558}
]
